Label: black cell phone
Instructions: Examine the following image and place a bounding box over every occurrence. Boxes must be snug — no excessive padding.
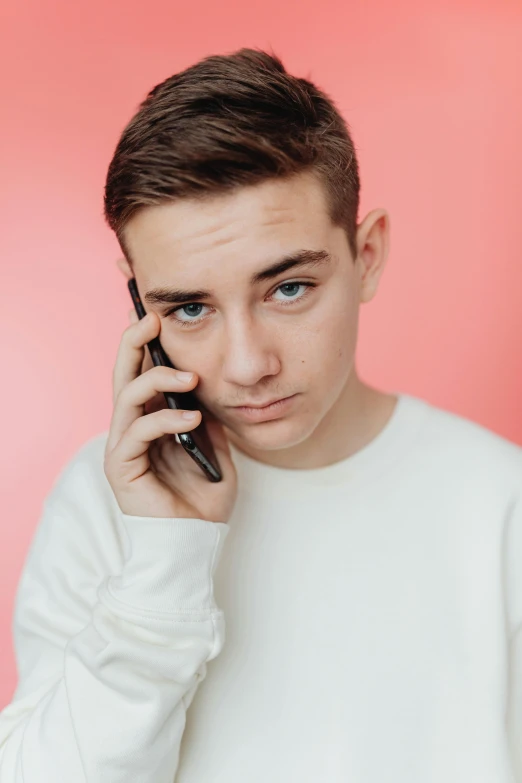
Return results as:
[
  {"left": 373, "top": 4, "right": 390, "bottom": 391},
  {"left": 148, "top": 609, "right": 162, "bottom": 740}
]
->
[{"left": 128, "top": 277, "right": 222, "bottom": 482}]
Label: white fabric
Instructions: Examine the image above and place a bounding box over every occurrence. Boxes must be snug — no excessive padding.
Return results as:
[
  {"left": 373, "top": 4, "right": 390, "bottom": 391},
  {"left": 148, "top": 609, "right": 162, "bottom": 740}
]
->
[{"left": 1, "top": 392, "right": 521, "bottom": 782}]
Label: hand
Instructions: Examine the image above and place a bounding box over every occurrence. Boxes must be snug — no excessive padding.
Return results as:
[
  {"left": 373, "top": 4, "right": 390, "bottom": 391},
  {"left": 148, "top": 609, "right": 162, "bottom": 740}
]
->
[{"left": 103, "top": 309, "right": 237, "bottom": 522}]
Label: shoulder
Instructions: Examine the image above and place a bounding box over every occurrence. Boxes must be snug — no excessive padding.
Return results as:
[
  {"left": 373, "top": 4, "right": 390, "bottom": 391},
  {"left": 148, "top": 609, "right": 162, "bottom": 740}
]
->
[
  {"left": 11, "top": 429, "right": 122, "bottom": 645},
  {"left": 30, "top": 429, "right": 124, "bottom": 581},
  {"left": 46, "top": 429, "right": 112, "bottom": 506},
  {"left": 404, "top": 393, "right": 522, "bottom": 495}
]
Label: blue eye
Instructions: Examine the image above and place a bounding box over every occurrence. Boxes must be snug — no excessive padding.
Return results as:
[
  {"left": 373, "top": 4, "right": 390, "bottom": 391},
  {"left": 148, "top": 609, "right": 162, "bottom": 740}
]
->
[
  {"left": 166, "top": 281, "right": 316, "bottom": 328},
  {"left": 272, "top": 282, "right": 307, "bottom": 301},
  {"left": 179, "top": 303, "right": 205, "bottom": 318}
]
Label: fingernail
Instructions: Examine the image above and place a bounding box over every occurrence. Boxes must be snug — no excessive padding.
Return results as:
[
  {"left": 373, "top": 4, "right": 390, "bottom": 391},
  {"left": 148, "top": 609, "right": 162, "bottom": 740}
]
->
[
  {"left": 176, "top": 371, "right": 194, "bottom": 381},
  {"left": 182, "top": 411, "right": 197, "bottom": 419}
]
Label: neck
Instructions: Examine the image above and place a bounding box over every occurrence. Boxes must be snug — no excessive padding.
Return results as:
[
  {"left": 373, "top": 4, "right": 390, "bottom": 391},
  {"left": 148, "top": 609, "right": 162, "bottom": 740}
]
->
[{"left": 224, "top": 368, "right": 398, "bottom": 471}]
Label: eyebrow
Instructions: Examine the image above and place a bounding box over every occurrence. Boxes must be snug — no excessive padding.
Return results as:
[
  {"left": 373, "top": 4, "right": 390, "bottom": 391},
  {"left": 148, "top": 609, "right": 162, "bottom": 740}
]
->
[{"left": 143, "top": 249, "right": 333, "bottom": 308}]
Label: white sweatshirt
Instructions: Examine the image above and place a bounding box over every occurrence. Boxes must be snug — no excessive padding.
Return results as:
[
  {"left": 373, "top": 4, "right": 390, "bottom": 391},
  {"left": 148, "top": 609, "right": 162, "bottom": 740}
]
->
[{"left": 1, "top": 391, "right": 522, "bottom": 782}]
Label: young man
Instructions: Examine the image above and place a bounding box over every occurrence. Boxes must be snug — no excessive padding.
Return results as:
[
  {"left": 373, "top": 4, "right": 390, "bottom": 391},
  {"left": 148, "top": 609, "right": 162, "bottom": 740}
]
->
[{"left": 1, "top": 47, "right": 521, "bottom": 783}]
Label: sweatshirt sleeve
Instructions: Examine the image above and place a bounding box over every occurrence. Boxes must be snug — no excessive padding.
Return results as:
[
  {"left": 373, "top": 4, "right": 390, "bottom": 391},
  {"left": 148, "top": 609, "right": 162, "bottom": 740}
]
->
[
  {"left": 505, "top": 473, "right": 522, "bottom": 781},
  {"left": 0, "top": 432, "right": 230, "bottom": 783}
]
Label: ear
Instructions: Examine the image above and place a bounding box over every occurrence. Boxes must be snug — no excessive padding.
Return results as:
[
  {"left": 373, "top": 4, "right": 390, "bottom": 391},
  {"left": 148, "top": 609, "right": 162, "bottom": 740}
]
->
[
  {"left": 355, "top": 208, "right": 390, "bottom": 305},
  {"left": 116, "top": 256, "right": 134, "bottom": 280}
]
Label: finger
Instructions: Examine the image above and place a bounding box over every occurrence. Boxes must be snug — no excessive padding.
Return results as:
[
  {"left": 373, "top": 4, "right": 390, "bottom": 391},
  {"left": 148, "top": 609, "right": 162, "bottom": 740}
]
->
[
  {"left": 112, "top": 407, "right": 202, "bottom": 465},
  {"left": 128, "top": 309, "right": 161, "bottom": 375},
  {"left": 112, "top": 312, "right": 160, "bottom": 406},
  {"left": 108, "top": 365, "right": 199, "bottom": 451},
  {"left": 141, "top": 343, "right": 154, "bottom": 374},
  {"left": 128, "top": 310, "right": 148, "bottom": 374}
]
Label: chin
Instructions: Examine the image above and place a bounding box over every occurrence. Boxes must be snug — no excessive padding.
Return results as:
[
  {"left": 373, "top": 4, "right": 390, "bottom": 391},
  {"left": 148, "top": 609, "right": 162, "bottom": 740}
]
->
[{"left": 224, "top": 413, "right": 316, "bottom": 453}]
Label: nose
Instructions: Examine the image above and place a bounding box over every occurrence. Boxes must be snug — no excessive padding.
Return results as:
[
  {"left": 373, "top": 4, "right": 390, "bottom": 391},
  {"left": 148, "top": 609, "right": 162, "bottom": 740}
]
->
[{"left": 220, "top": 316, "right": 280, "bottom": 387}]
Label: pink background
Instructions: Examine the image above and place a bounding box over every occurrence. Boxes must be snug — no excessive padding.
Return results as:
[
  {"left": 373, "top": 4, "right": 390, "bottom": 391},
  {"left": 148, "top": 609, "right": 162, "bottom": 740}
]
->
[{"left": 1, "top": 0, "right": 521, "bottom": 705}]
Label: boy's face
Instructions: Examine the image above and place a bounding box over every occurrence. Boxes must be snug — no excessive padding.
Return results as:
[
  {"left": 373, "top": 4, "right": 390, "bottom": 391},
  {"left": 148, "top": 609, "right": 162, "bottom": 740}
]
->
[{"left": 122, "top": 169, "right": 388, "bottom": 455}]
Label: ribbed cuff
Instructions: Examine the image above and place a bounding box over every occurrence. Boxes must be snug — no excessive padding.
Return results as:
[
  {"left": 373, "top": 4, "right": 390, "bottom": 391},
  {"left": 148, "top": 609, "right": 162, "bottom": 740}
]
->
[{"left": 102, "top": 514, "right": 230, "bottom": 616}]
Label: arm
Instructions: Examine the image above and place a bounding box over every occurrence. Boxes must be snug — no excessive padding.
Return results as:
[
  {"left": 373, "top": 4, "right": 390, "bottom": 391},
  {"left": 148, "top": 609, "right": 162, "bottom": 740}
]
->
[{"left": 0, "top": 433, "right": 229, "bottom": 782}]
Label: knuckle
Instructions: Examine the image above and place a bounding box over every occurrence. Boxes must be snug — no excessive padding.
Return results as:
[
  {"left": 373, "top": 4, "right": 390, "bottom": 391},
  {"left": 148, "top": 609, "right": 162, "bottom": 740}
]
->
[
  {"left": 154, "top": 364, "right": 173, "bottom": 378},
  {"left": 122, "top": 322, "right": 136, "bottom": 341},
  {"left": 122, "top": 320, "right": 145, "bottom": 345},
  {"left": 155, "top": 408, "right": 179, "bottom": 429},
  {"left": 149, "top": 365, "right": 176, "bottom": 386},
  {"left": 125, "top": 416, "right": 140, "bottom": 440},
  {"left": 160, "top": 407, "right": 175, "bottom": 424},
  {"left": 114, "top": 384, "right": 129, "bottom": 408}
]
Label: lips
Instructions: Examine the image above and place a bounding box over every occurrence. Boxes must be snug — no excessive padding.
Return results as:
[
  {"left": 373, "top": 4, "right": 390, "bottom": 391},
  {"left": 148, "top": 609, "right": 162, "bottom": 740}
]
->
[
  {"left": 230, "top": 396, "right": 291, "bottom": 409},
  {"left": 227, "top": 394, "right": 298, "bottom": 423}
]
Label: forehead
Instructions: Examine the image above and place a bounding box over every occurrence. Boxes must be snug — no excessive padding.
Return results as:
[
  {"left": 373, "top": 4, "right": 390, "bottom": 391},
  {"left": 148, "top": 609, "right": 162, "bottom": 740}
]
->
[{"left": 123, "top": 171, "right": 335, "bottom": 275}]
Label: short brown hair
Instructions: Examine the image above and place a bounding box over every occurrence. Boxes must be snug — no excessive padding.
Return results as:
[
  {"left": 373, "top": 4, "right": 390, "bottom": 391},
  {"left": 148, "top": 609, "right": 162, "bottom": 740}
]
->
[{"left": 104, "top": 47, "right": 361, "bottom": 263}]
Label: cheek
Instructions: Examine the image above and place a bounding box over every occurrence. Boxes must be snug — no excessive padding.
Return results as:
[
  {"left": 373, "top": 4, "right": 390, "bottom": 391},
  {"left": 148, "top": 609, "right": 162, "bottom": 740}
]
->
[
  {"left": 289, "top": 307, "right": 358, "bottom": 397},
  {"left": 291, "top": 295, "right": 358, "bottom": 361},
  {"left": 164, "top": 333, "right": 215, "bottom": 374},
  {"left": 162, "top": 340, "right": 216, "bottom": 400},
  {"left": 285, "top": 326, "right": 355, "bottom": 395}
]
